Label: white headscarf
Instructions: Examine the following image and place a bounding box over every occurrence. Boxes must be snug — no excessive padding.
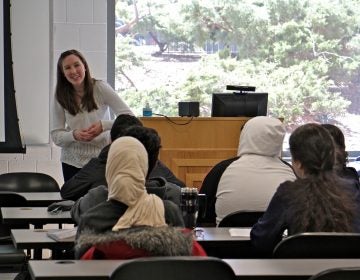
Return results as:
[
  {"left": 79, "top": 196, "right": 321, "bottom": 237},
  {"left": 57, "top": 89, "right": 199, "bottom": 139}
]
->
[{"left": 105, "top": 136, "right": 166, "bottom": 230}]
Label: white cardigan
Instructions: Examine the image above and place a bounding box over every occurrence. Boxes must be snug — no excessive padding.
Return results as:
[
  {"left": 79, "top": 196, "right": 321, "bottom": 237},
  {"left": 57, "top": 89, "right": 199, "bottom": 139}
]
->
[{"left": 50, "top": 80, "right": 133, "bottom": 168}]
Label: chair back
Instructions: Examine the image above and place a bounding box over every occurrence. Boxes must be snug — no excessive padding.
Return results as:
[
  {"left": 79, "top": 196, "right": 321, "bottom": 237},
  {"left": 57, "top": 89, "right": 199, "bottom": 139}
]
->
[
  {"left": 273, "top": 232, "right": 360, "bottom": 258},
  {"left": 0, "top": 192, "right": 27, "bottom": 207},
  {"left": 0, "top": 172, "right": 59, "bottom": 192},
  {"left": 308, "top": 267, "right": 360, "bottom": 280},
  {"left": 110, "top": 256, "right": 236, "bottom": 280},
  {"left": 218, "top": 210, "right": 263, "bottom": 227},
  {"left": 0, "top": 192, "right": 28, "bottom": 242}
]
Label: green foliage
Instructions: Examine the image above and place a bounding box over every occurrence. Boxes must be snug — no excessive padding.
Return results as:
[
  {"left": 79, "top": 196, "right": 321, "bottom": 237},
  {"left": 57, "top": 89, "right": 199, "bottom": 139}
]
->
[{"left": 114, "top": 0, "right": 360, "bottom": 128}]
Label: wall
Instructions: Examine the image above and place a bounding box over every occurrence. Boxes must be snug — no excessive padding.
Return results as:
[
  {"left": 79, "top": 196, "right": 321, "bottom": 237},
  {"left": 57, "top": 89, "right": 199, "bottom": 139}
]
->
[
  {"left": 11, "top": 0, "right": 50, "bottom": 145},
  {"left": 0, "top": 0, "right": 108, "bottom": 186}
]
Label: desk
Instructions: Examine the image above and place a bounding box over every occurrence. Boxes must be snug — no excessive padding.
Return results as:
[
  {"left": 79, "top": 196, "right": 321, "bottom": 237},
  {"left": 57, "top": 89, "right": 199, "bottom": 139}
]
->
[
  {"left": 11, "top": 227, "right": 254, "bottom": 259},
  {"left": 1, "top": 207, "right": 73, "bottom": 228},
  {"left": 11, "top": 229, "right": 74, "bottom": 251},
  {"left": 28, "top": 259, "right": 360, "bottom": 280},
  {"left": 11, "top": 227, "right": 245, "bottom": 249},
  {"left": 196, "top": 227, "right": 250, "bottom": 241},
  {"left": 11, "top": 228, "right": 75, "bottom": 260},
  {"left": 196, "top": 227, "right": 261, "bottom": 258},
  {"left": 17, "top": 192, "right": 63, "bottom": 207}
]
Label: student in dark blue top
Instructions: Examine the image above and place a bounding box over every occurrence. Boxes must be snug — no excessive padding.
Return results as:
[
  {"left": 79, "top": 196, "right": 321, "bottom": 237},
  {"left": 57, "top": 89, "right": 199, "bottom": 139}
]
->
[{"left": 250, "top": 123, "right": 360, "bottom": 254}]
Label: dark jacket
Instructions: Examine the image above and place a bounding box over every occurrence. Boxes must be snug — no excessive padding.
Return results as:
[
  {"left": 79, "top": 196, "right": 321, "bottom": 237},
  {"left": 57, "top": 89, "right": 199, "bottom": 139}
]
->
[
  {"left": 250, "top": 179, "right": 360, "bottom": 254},
  {"left": 61, "top": 145, "right": 185, "bottom": 201},
  {"left": 341, "top": 166, "right": 360, "bottom": 189},
  {"left": 71, "top": 176, "right": 182, "bottom": 225},
  {"left": 75, "top": 199, "right": 185, "bottom": 258}
]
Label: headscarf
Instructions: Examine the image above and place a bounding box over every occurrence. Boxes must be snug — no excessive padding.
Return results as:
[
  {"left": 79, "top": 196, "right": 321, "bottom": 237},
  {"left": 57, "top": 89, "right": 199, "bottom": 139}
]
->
[
  {"left": 105, "top": 136, "right": 166, "bottom": 230},
  {"left": 237, "top": 116, "right": 286, "bottom": 157}
]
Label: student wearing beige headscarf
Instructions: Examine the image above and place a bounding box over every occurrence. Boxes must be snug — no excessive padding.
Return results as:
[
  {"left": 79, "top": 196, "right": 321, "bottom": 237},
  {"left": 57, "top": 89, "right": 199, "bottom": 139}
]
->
[
  {"left": 107, "top": 136, "right": 166, "bottom": 230},
  {"left": 75, "top": 137, "right": 206, "bottom": 259}
]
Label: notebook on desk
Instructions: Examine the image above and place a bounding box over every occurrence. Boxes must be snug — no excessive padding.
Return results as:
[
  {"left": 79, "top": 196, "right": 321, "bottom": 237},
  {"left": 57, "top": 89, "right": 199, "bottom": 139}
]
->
[
  {"left": 47, "top": 228, "right": 77, "bottom": 242},
  {"left": 229, "top": 228, "right": 251, "bottom": 237}
]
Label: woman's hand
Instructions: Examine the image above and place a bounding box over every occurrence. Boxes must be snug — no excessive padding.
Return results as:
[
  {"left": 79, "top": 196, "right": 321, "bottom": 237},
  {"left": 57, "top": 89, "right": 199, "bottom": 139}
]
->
[
  {"left": 73, "top": 121, "right": 103, "bottom": 141},
  {"left": 86, "top": 121, "right": 103, "bottom": 138},
  {"left": 73, "top": 129, "right": 94, "bottom": 142}
]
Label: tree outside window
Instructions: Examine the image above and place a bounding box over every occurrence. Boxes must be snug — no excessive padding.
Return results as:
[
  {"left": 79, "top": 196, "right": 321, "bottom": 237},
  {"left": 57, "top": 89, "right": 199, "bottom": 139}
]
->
[{"left": 114, "top": 0, "right": 360, "bottom": 153}]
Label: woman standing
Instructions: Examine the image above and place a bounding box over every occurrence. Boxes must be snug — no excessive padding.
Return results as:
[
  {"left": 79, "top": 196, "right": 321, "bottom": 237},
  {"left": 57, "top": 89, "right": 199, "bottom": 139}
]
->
[{"left": 51, "top": 49, "right": 133, "bottom": 182}]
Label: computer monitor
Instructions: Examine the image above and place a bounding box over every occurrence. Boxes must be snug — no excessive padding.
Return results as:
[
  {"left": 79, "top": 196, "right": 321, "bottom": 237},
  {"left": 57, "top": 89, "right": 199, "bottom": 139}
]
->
[{"left": 211, "top": 93, "right": 268, "bottom": 117}]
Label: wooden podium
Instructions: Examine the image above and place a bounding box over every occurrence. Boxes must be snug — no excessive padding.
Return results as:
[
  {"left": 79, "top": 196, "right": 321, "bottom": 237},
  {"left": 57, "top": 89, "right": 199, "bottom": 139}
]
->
[{"left": 140, "top": 117, "right": 251, "bottom": 189}]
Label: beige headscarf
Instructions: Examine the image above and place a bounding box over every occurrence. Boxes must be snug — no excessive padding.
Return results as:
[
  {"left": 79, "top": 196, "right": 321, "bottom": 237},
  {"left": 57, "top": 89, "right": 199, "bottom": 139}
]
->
[{"left": 106, "top": 136, "right": 166, "bottom": 231}]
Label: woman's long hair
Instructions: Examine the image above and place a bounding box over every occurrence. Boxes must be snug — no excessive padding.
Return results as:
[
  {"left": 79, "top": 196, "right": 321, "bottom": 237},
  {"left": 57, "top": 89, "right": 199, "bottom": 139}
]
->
[
  {"left": 286, "top": 123, "right": 355, "bottom": 233},
  {"left": 55, "top": 49, "right": 98, "bottom": 115},
  {"left": 321, "top": 124, "right": 348, "bottom": 172}
]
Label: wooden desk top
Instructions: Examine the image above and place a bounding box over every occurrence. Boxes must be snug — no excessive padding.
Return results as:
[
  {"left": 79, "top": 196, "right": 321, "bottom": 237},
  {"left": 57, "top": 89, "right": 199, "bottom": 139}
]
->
[{"left": 28, "top": 259, "right": 360, "bottom": 280}]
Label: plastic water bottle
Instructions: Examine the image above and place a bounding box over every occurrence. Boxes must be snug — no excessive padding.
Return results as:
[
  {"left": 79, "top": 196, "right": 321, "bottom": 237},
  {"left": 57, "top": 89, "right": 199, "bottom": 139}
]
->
[{"left": 143, "top": 102, "right": 152, "bottom": 117}]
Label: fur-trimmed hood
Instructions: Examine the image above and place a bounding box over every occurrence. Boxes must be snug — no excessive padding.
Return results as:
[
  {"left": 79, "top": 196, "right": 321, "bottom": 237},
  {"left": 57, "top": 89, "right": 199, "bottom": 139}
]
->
[{"left": 76, "top": 226, "right": 193, "bottom": 257}]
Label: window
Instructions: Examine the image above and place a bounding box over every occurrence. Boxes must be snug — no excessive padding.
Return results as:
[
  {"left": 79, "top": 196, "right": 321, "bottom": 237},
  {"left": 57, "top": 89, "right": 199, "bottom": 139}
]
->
[{"left": 112, "top": 0, "right": 360, "bottom": 157}]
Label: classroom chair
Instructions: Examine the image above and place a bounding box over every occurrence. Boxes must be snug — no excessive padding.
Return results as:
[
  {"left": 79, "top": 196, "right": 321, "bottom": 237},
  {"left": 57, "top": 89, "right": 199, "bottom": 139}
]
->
[
  {"left": 308, "top": 266, "right": 360, "bottom": 280},
  {"left": 273, "top": 232, "right": 360, "bottom": 258},
  {"left": 110, "top": 256, "right": 237, "bottom": 280},
  {"left": 218, "top": 210, "right": 264, "bottom": 227},
  {"left": 0, "top": 172, "right": 60, "bottom": 192}
]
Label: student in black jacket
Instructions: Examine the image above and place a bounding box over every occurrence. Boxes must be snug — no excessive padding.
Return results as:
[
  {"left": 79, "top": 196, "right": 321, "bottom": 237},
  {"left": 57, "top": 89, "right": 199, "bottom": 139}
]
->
[{"left": 60, "top": 114, "right": 185, "bottom": 201}]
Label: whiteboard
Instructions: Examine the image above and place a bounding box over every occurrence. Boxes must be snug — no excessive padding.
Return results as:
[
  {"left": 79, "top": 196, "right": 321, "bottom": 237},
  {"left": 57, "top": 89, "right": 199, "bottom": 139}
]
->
[{"left": 11, "top": 0, "right": 50, "bottom": 144}]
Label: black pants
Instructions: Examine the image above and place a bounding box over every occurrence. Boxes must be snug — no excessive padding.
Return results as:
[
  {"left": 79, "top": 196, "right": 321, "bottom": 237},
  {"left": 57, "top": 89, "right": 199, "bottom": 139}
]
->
[{"left": 61, "top": 162, "right": 81, "bottom": 182}]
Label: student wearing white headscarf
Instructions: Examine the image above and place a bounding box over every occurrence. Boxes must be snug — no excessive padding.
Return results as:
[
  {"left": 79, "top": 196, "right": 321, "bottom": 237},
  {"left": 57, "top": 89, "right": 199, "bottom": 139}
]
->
[{"left": 75, "top": 137, "right": 206, "bottom": 259}]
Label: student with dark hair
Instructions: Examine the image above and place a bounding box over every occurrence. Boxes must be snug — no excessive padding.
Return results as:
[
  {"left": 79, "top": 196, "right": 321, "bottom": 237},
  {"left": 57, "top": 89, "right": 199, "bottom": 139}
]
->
[
  {"left": 51, "top": 49, "right": 133, "bottom": 182},
  {"left": 321, "top": 124, "right": 359, "bottom": 184},
  {"left": 60, "top": 114, "right": 185, "bottom": 201},
  {"left": 75, "top": 137, "right": 196, "bottom": 259},
  {"left": 70, "top": 125, "right": 183, "bottom": 224},
  {"left": 250, "top": 123, "right": 360, "bottom": 254}
]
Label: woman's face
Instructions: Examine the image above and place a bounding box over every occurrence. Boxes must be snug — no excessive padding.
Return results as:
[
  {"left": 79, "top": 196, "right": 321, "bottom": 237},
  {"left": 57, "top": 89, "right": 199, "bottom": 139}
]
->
[{"left": 61, "top": 54, "right": 86, "bottom": 89}]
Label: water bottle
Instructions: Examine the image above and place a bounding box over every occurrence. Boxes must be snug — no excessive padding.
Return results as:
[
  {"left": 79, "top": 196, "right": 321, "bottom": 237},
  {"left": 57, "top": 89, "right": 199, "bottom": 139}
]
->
[{"left": 143, "top": 102, "right": 152, "bottom": 117}]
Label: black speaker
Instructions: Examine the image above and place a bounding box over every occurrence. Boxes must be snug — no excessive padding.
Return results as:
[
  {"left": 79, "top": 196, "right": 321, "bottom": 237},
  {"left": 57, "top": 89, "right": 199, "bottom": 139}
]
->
[{"left": 178, "top": 102, "right": 200, "bottom": 117}]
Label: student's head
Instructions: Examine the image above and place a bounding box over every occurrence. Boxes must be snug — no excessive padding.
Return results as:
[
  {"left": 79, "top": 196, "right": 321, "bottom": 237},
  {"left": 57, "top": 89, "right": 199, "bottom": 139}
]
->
[
  {"left": 287, "top": 123, "right": 355, "bottom": 233},
  {"left": 289, "top": 123, "right": 335, "bottom": 178},
  {"left": 110, "top": 114, "right": 143, "bottom": 141},
  {"left": 321, "top": 124, "right": 348, "bottom": 169},
  {"left": 106, "top": 136, "right": 148, "bottom": 203},
  {"left": 106, "top": 136, "right": 166, "bottom": 229},
  {"left": 118, "top": 126, "right": 161, "bottom": 177},
  {"left": 237, "top": 116, "right": 286, "bottom": 157},
  {"left": 55, "top": 49, "right": 96, "bottom": 115}
]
